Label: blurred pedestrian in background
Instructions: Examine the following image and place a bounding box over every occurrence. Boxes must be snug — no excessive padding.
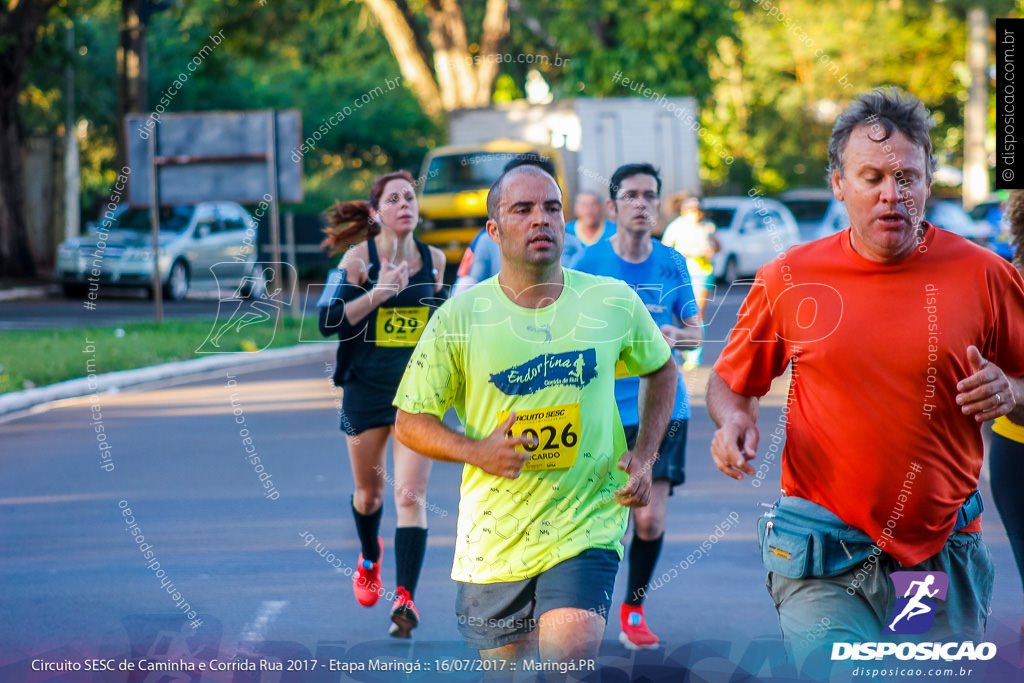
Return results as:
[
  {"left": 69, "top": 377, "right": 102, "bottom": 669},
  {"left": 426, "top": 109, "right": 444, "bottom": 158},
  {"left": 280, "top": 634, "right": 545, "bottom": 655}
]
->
[{"left": 662, "top": 195, "right": 718, "bottom": 369}]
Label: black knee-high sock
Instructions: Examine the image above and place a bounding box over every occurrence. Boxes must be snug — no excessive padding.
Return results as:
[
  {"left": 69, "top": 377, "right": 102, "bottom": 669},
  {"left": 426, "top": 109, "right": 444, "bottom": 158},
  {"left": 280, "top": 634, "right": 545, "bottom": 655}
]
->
[
  {"left": 395, "top": 526, "right": 428, "bottom": 598},
  {"left": 625, "top": 533, "right": 664, "bottom": 607},
  {"left": 351, "top": 497, "right": 382, "bottom": 563}
]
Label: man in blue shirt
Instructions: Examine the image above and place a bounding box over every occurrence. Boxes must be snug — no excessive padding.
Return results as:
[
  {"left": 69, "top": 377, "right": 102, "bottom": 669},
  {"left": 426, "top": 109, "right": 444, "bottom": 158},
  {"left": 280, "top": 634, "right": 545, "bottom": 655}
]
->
[
  {"left": 574, "top": 163, "right": 702, "bottom": 650},
  {"left": 565, "top": 191, "right": 615, "bottom": 246}
]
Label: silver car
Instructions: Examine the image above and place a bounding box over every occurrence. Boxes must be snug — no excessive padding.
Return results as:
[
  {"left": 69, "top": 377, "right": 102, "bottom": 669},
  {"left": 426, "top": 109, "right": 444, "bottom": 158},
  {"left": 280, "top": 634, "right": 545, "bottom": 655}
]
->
[
  {"left": 777, "top": 189, "right": 850, "bottom": 243},
  {"left": 57, "top": 202, "right": 263, "bottom": 301}
]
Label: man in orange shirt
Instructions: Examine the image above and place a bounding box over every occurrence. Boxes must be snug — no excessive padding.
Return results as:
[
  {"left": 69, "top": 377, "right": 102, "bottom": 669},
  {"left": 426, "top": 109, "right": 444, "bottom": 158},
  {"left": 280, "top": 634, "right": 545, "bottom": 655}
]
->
[{"left": 708, "top": 88, "right": 1024, "bottom": 655}]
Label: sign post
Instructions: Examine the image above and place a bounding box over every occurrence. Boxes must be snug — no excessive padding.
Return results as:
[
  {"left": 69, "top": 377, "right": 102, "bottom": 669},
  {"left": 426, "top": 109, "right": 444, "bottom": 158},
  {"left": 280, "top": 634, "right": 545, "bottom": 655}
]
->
[
  {"left": 147, "top": 124, "right": 163, "bottom": 323},
  {"left": 124, "top": 110, "right": 302, "bottom": 325},
  {"left": 266, "top": 110, "right": 283, "bottom": 331}
]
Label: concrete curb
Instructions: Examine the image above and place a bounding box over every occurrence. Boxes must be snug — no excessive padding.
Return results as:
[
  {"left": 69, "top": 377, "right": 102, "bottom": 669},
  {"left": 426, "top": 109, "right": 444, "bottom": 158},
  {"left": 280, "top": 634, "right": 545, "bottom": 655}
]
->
[
  {"left": 0, "top": 342, "right": 334, "bottom": 419},
  {"left": 0, "top": 286, "right": 52, "bottom": 302}
]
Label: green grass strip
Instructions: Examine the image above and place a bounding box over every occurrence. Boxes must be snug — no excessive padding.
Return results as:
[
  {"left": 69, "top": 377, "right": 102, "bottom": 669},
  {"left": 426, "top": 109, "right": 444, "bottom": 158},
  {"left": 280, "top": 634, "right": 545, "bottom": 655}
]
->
[{"left": 0, "top": 316, "right": 325, "bottom": 395}]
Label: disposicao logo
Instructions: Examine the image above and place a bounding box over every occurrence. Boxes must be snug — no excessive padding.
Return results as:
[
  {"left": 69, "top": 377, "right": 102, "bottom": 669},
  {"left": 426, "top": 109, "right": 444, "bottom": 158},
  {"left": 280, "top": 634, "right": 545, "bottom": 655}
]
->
[
  {"left": 831, "top": 570, "right": 996, "bottom": 662},
  {"left": 883, "top": 571, "right": 948, "bottom": 635}
]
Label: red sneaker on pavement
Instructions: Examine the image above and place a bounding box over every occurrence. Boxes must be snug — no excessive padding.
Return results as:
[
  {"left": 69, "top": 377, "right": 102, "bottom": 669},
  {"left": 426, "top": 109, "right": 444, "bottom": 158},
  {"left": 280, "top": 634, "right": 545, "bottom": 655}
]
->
[
  {"left": 619, "top": 603, "right": 659, "bottom": 650},
  {"left": 388, "top": 587, "right": 420, "bottom": 638},
  {"left": 353, "top": 551, "right": 383, "bottom": 607}
]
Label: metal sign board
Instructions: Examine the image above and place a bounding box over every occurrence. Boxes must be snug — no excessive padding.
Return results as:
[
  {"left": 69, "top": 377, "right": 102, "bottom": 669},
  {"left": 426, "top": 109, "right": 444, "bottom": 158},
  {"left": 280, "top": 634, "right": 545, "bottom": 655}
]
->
[{"left": 125, "top": 109, "right": 303, "bottom": 205}]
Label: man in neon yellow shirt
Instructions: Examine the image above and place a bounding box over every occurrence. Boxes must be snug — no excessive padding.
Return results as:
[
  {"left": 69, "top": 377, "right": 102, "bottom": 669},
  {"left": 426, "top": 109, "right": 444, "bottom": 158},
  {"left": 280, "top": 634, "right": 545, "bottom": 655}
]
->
[{"left": 394, "top": 164, "right": 677, "bottom": 665}]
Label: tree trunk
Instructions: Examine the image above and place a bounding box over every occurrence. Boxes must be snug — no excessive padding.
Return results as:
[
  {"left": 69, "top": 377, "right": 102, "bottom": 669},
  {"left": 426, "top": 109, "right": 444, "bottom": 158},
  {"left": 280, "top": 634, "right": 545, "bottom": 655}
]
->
[
  {"left": 0, "top": 0, "right": 61, "bottom": 279},
  {"left": 0, "top": 77, "right": 36, "bottom": 278},
  {"left": 362, "top": 0, "right": 446, "bottom": 120},
  {"left": 962, "top": 6, "right": 988, "bottom": 211},
  {"left": 362, "top": 0, "right": 509, "bottom": 118},
  {"left": 475, "top": 0, "right": 509, "bottom": 107},
  {"left": 116, "top": 0, "right": 146, "bottom": 171}
]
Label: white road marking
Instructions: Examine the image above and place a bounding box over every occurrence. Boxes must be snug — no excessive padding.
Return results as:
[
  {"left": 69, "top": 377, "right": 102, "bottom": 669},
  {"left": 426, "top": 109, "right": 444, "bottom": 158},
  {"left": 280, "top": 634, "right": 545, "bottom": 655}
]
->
[{"left": 239, "top": 599, "right": 288, "bottom": 645}]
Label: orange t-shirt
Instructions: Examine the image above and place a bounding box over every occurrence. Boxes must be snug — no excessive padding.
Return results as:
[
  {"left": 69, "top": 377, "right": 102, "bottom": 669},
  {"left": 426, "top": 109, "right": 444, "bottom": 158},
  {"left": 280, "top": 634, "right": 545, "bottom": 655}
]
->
[{"left": 715, "top": 224, "right": 1024, "bottom": 566}]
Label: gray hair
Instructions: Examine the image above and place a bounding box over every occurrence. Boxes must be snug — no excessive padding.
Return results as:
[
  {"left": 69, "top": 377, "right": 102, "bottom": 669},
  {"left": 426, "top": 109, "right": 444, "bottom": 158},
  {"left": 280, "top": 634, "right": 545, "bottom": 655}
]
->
[{"left": 827, "top": 87, "right": 937, "bottom": 181}]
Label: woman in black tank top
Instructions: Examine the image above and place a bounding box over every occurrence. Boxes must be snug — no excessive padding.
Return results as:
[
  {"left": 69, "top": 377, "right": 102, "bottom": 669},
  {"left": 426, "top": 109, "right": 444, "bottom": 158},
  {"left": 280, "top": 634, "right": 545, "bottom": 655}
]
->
[{"left": 317, "top": 170, "right": 445, "bottom": 638}]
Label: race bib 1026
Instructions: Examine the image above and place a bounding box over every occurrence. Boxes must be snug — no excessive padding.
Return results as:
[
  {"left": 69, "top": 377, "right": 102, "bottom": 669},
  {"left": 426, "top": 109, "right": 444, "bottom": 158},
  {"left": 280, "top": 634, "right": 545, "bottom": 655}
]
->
[{"left": 497, "top": 403, "right": 581, "bottom": 471}]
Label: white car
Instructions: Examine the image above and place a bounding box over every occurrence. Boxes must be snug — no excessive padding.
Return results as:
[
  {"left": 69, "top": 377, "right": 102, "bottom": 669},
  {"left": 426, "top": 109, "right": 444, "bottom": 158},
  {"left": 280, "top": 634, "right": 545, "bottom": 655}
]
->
[
  {"left": 703, "top": 196, "right": 801, "bottom": 284},
  {"left": 57, "top": 202, "right": 263, "bottom": 301},
  {"left": 926, "top": 199, "right": 991, "bottom": 243}
]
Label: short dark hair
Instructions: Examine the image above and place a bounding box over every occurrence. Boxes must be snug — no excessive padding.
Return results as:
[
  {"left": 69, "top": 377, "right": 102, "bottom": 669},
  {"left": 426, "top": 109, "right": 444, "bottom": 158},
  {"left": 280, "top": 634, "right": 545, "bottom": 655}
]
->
[
  {"left": 486, "top": 163, "right": 559, "bottom": 220},
  {"left": 609, "top": 163, "right": 661, "bottom": 200},
  {"left": 828, "top": 87, "right": 937, "bottom": 181},
  {"left": 503, "top": 151, "right": 557, "bottom": 176}
]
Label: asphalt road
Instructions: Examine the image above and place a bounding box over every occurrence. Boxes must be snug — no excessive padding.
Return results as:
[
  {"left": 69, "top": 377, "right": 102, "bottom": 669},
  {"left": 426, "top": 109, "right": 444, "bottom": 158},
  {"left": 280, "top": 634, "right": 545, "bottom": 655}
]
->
[
  {"left": 2, "top": 282, "right": 1023, "bottom": 683},
  {"left": 0, "top": 283, "right": 319, "bottom": 331}
]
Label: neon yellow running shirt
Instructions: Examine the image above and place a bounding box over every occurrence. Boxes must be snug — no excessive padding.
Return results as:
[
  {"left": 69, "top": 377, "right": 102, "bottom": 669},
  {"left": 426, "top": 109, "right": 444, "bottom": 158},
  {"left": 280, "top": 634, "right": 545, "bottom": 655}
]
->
[{"left": 394, "top": 268, "right": 672, "bottom": 583}]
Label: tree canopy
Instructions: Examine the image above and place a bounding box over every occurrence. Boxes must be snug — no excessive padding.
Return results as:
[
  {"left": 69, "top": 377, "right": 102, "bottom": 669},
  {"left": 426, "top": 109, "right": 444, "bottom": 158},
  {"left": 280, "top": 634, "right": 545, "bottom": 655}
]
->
[
  {"left": 5, "top": 0, "right": 1017, "bottom": 271},
  {"left": 702, "top": 0, "right": 1014, "bottom": 193}
]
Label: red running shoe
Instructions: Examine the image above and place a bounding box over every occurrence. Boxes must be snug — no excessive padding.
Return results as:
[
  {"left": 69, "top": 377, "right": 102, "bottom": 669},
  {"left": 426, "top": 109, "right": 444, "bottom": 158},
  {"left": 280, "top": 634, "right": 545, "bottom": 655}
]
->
[
  {"left": 618, "top": 603, "right": 659, "bottom": 650},
  {"left": 353, "top": 551, "right": 383, "bottom": 607},
  {"left": 388, "top": 587, "right": 420, "bottom": 638}
]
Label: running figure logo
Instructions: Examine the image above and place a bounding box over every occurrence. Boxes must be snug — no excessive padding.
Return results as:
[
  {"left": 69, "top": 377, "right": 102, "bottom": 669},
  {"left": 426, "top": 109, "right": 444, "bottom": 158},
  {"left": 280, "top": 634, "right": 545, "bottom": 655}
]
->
[
  {"left": 569, "top": 352, "right": 586, "bottom": 384},
  {"left": 197, "top": 263, "right": 287, "bottom": 353},
  {"left": 489, "top": 349, "right": 598, "bottom": 395},
  {"left": 882, "top": 571, "right": 949, "bottom": 635},
  {"left": 526, "top": 324, "right": 552, "bottom": 343}
]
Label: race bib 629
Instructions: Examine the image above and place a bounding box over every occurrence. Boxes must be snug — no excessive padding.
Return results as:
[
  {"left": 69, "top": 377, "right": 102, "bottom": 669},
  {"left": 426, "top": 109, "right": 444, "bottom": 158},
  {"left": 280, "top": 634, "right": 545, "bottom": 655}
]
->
[{"left": 375, "top": 306, "right": 428, "bottom": 346}]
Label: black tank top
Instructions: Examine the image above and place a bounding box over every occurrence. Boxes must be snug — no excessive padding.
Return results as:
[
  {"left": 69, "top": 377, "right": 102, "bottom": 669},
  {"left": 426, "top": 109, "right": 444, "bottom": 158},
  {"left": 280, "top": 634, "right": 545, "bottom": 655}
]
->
[{"left": 346, "top": 238, "right": 441, "bottom": 388}]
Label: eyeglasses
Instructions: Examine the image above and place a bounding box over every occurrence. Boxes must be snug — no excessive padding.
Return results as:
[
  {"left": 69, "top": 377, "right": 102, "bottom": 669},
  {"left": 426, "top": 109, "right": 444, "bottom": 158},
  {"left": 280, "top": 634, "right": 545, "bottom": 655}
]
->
[{"left": 616, "top": 191, "right": 659, "bottom": 202}]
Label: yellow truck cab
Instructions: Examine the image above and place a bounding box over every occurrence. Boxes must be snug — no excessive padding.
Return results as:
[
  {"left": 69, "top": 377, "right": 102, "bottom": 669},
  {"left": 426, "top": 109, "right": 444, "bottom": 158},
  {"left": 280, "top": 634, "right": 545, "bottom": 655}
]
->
[{"left": 416, "top": 140, "right": 571, "bottom": 264}]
